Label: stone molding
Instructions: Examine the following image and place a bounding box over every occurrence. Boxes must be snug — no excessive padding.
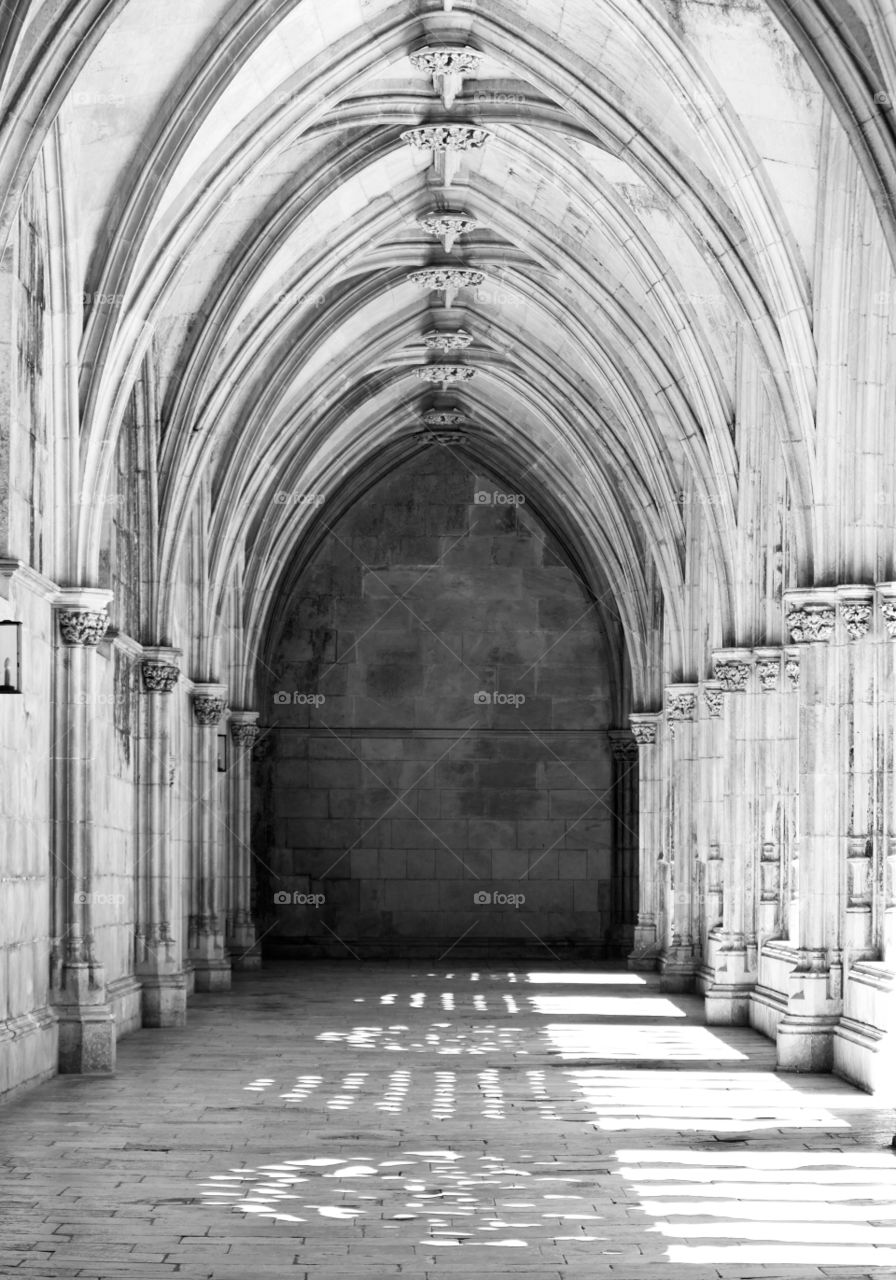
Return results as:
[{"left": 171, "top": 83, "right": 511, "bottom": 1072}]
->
[
  {"left": 629, "top": 715, "right": 659, "bottom": 745},
  {"left": 417, "top": 210, "right": 479, "bottom": 253},
  {"left": 753, "top": 647, "right": 781, "bottom": 691}
]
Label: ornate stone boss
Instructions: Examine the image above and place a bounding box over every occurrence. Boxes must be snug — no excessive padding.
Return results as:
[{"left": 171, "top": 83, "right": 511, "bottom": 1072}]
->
[
  {"left": 409, "top": 46, "right": 483, "bottom": 108},
  {"left": 401, "top": 124, "right": 491, "bottom": 186}
]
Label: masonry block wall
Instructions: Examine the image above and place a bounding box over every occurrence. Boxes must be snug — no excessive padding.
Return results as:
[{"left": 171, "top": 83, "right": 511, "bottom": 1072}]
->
[{"left": 258, "top": 451, "right": 622, "bottom": 955}]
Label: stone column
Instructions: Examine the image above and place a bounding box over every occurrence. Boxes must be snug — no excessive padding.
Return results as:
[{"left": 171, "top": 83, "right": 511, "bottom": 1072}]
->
[
  {"left": 136, "top": 648, "right": 187, "bottom": 1026},
  {"left": 51, "top": 589, "right": 116, "bottom": 1074},
  {"left": 660, "top": 684, "right": 699, "bottom": 991},
  {"left": 704, "top": 649, "right": 756, "bottom": 1024},
  {"left": 189, "top": 683, "right": 231, "bottom": 991},
  {"left": 877, "top": 585, "right": 896, "bottom": 962},
  {"left": 777, "top": 589, "right": 841, "bottom": 1071},
  {"left": 752, "top": 648, "right": 790, "bottom": 946},
  {"left": 837, "top": 588, "right": 877, "bottom": 964},
  {"left": 228, "top": 710, "right": 261, "bottom": 969},
  {"left": 628, "top": 712, "right": 662, "bottom": 969},
  {"left": 697, "top": 681, "right": 724, "bottom": 987}
]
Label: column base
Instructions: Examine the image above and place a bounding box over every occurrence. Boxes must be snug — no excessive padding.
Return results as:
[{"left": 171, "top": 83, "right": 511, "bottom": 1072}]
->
[
  {"left": 628, "top": 922, "right": 659, "bottom": 971},
  {"left": 57, "top": 1006, "right": 116, "bottom": 1074},
  {"left": 229, "top": 920, "right": 262, "bottom": 970},
  {"left": 659, "top": 948, "right": 697, "bottom": 992},
  {"left": 231, "top": 948, "right": 262, "bottom": 971},
  {"left": 702, "top": 943, "right": 755, "bottom": 1025},
  {"left": 192, "top": 959, "right": 232, "bottom": 992},
  {"left": 140, "top": 972, "right": 188, "bottom": 1027},
  {"left": 776, "top": 1014, "right": 840, "bottom": 1072}
]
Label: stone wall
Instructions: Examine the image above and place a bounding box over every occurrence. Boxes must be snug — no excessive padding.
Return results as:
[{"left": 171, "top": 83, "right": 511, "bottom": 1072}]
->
[{"left": 257, "top": 449, "right": 626, "bottom": 956}]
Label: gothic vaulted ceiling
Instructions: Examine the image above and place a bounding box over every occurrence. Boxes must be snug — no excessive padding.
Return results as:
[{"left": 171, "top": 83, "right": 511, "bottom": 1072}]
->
[{"left": 1, "top": 0, "right": 894, "bottom": 702}]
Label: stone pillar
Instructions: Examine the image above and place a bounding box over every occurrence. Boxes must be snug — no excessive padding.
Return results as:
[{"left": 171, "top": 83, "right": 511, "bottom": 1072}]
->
[
  {"left": 784, "top": 647, "right": 802, "bottom": 942},
  {"left": 703, "top": 649, "right": 756, "bottom": 1024},
  {"left": 752, "top": 648, "right": 791, "bottom": 946},
  {"left": 136, "top": 648, "right": 187, "bottom": 1027},
  {"left": 777, "top": 589, "right": 841, "bottom": 1071},
  {"left": 51, "top": 589, "right": 116, "bottom": 1074},
  {"left": 628, "top": 713, "right": 662, "bottom": 969},
  {"left": 877, "top": 585, "right": 896, "bottom": 963},
  {"left": 228, "top": 710, "right": 261, "bottom": 969},
  {"left": 697, "top": 681, "right": 724, "bottom": 986},
  {"left": 838, "top": 588, "right": 877, "bottom": 964},
  {"left": 660, "top": 685, "right": 699, "bottom": 991},
  {"left": 189, "top": 683, "right": 231, "bottom": 991}
]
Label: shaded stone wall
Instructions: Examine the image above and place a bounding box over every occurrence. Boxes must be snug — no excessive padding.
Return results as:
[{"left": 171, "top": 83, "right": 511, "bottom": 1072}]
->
[{"left": 258, "top": 450, "right": 625, "bottom": 956}]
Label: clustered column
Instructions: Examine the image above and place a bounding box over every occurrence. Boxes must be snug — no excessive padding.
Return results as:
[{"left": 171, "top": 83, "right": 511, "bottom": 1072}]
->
[
  {"left": 228, "top": 710, "right": 261, "bottom": 968},
  {"left": 189, "top": 683, "right": 231, "bottom": 991},
  {"left": 137, "top": 648, "right": 187, "bottom": 1027},
  {"left": 51, "top": 589, "right": 116, "bottom": 1074},
  {"left": 660, "top": 685, "right": 699, "bottom": 990},
  {"left": 628, "top": 713, "right": 662, "bottom": 968}
]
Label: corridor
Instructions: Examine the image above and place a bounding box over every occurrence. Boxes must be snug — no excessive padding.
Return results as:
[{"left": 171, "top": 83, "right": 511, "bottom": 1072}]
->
[{"left": 1, "top": 965, "right": 894, "bottom": 1279}]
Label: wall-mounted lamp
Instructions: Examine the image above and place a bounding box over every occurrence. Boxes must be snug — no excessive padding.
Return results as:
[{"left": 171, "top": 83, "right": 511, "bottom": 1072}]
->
[
  {"left": 216, "top": 731, "right": 229, "bottom": 773},
  {"left": 0, "top": 621, "right": 22, "bottom": 694}
]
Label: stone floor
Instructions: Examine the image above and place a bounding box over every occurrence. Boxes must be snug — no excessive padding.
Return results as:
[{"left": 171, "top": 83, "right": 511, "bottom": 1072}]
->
[{"left": 1, "top": 964, "right": 896, "bottom": 1279}]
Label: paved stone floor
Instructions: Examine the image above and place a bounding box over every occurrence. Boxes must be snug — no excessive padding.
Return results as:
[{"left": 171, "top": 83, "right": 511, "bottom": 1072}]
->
[{"left": 2, "top": 964, "right": 896, "bottom": 1279}]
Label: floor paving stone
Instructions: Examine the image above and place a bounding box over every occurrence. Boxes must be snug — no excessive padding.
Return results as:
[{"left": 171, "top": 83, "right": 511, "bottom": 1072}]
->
[{"left": 0, "top": 963, "right": 895, "bottom": 1278}]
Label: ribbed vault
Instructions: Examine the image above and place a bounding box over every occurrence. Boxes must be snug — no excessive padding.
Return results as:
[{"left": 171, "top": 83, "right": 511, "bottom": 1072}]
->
[{"left": 4, "top": 0, "right": 896, "bottom": 705}]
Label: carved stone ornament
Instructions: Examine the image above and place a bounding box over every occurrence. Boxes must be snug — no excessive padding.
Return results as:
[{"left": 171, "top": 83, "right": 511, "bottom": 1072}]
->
[
  {"left": 784, "top": 658, "right": 800, "bottom": 688},
  {"left": 414, "top": 429, "right": 466, "bottom": 446},
  {"left": 416, "top": 364, "right": 475, "bottom": 384},
  {"left": 880, "top": 601, "right": 896, "bottom": 639},
  {"left": 422, "top": 409, "right": 467, "bottom": 427},
  {"left": 141, "top": 660, "right": 180, "bottom": 693},
  {"left": 193, "top": 695, "right": 226, "bottom": 726},
  {"left": 704, "top": 686, "right": 724, "bottom": 717},
  {"left": 401, "top": 124, "right": 491, "bottom": 154},
  {"left": 841, "top": 602, "right": 872, "bottom": 640},
  {"left": 409, "top": 47, "right": 483, "bottom": 109},
  {"left": 610, "top": 736, "right": 639, "bottom": 761},
  {"left": 58, "top": 609, "right": 109, "bottom": 646},
  {"left": 408, "top": 268, "right": 484, "bottom": 293},
  {"left": 755, "top": 660, "right": 779, "bottom": 691},
  {"left": 417, "top": 211, "right": 480, "bottom": 253},
  {"left": 713, "top": 660, "right": 750, "bottom": 692},
  {"left": 424, "top": 328, "right": 473, "bottom": 351},
  {"left": 231, "top": 722, "right": 261, "bottom": 749},
  {"left": 667, "top": 692, "right": 696, "bottom": 721},
  {"left": 786, "top": 605, "right": 835, "bottom": 643},
  {"left": 630, "top": 720, "right": 658, "bottom": 746}
]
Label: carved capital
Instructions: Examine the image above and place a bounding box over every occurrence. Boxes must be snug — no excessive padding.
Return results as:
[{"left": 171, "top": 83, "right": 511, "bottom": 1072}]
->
[
  {"left": 881, "top": 601, "right": 896, "bottom": 639},
  {"left": 192, "top": 690, "right": 227, "bottom": 726},
  {"left": 231, "top": 722, "right": 260, "bottom": 749},
  {"left": 609, "top": 731, "right": 638, "bottom": 761},
  {"left": 785, "top": 605, "right": 835, "bottom": 643},
  {"left": 703, "top": 685, "right": 724, "bottom": 717},
  {"left": 666, "top": 692, "right": 696, "bottom": 721},
  {"left": 841, "top": 602, "right": 872, "bottom": 640},
  {"left": 57, "top": 608, "right": 109, "bottom": 646},
  {"left": 713, "top": 659, "right": 750, "bottom": 692},
  {"left": 755, "top": 660, "right": 779, "bottom": 691},
  {"left": 630, "top": 719, "right": 658, "bottom": 746},
  {"left": 141, "top": 660, "right": 180, "bottom": 693},
  {"left": 414, "top": 428, "right": 466, "bottom": 446}
]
